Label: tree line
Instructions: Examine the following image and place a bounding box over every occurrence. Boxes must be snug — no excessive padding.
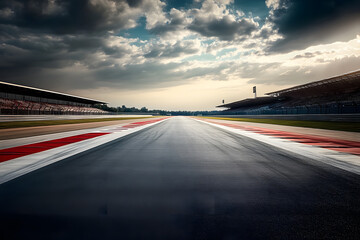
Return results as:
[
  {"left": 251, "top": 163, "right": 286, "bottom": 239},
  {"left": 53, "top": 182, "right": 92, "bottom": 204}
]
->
[{"left": 94, "top": 104, "right": 219, "bottom": 116}]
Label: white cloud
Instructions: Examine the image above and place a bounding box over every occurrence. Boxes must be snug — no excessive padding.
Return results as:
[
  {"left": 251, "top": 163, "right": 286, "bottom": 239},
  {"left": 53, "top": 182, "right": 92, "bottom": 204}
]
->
[
  {"left": 144, "top": 0, "right": 167, "bottom": 29},
  {"left": 265, "top": 0, "right": 282, "bottom": 10}
]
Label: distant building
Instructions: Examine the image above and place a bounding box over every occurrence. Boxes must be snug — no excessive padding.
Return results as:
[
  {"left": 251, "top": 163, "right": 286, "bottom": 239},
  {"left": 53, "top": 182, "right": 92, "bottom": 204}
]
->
[{"left": 0, "top": 81, "right": 108, "bottom": 115}]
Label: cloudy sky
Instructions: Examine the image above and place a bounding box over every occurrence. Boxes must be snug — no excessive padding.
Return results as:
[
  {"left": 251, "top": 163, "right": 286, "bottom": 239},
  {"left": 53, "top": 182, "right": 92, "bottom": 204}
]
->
[{"left": 1, "top": 0, "right": 360, "bottom": 110}]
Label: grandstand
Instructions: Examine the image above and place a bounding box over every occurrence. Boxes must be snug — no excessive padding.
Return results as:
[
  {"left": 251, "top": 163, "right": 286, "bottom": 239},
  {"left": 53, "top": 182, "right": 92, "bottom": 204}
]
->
[
  {"left": 217, "top": 69, "right": 360, "bottom": 115},
  {"left": 0, "top": 81, "right": 108, "bottom": 115}
]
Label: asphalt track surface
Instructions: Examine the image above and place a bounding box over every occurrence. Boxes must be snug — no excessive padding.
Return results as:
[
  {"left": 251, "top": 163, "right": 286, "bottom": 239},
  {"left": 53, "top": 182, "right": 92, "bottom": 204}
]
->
[{"left": 1, "top": 117, "right": 359, "bottom": 240}]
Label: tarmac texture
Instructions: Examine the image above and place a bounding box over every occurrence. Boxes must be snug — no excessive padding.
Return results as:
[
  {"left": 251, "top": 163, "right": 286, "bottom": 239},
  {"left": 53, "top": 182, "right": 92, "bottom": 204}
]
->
[{"left": 0, "top": 117, "right": 359, "bottom": 239}]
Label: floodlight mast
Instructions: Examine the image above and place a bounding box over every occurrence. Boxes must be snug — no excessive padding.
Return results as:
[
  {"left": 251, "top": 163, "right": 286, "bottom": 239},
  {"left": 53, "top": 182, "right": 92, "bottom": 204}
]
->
[{"left": 253, "top": 86, "right": 257, "bottom": 98}]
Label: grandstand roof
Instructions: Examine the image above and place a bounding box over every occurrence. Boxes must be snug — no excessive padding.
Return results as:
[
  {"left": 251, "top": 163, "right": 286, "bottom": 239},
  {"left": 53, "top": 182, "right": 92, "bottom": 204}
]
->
[
  {"left": 0, "top": 81, "right": 106, "bottom": 105},
  {"left": 217, "top": 96, "right": 278, "bottom": 109},
  {"left": 266, "top": 69, "right": 360, "bottom": 98}
]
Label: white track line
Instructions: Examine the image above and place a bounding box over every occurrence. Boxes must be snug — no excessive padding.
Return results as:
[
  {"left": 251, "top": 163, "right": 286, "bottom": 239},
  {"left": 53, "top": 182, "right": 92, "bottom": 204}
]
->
[
  {"left": 0, "top": 120, "right": 157, "bottom": 150},
  {"left": 194, "top": 118, "right": 360, "bottom": 175},
  {"left": 0, "top": 118, "right": 169, "bottom": 185}
]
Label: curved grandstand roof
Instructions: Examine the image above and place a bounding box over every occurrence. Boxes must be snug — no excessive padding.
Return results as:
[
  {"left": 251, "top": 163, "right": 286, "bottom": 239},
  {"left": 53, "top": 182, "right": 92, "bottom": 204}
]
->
[
  {"left": 266, "top": 69, "right": 360, "bottom": 98},
  {"left": 0, "top": 81, "right": 106, "bottom": 105},
  {"left": 217, "top": 96, "right": 278, "bottom": 109}
]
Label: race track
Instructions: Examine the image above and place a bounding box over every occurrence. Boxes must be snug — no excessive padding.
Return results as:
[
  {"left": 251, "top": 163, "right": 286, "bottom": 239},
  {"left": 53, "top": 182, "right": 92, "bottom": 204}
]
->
[{"left": 0, "top": 117, "right": 359, "bottom": 239}]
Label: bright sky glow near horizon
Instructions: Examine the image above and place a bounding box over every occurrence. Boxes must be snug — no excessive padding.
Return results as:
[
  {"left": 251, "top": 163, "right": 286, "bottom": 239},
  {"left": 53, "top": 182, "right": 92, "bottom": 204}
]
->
[{"left": 1, "top": 0, "right": 360, "bottom": 110}]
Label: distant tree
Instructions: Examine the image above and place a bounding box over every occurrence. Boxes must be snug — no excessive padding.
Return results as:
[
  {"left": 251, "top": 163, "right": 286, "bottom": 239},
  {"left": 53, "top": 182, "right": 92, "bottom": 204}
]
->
[{"left": 94, "top": 104, "right": 220, "bottom": 115}]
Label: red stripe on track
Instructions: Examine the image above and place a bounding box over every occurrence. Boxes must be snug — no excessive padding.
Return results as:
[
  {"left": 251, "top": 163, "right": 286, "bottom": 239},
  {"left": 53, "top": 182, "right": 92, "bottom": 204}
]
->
[
  {"left": 203, "top": 119, "right": 360, "bottom": 156},
  {"left": 122, "top": 118, "right": 168, "bottom": 128},
  {"left": 0, "top": 133, "right": 110, "bottom": 163},
  {"left": 0, "top": 117, "right": 169, "bottom": 163}
]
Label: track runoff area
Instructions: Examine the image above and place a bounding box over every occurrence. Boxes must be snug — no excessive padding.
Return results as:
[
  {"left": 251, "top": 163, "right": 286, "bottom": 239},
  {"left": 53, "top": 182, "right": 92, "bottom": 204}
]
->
[{"left": 0, "top": 116, "right": 359, "bottom": 239}]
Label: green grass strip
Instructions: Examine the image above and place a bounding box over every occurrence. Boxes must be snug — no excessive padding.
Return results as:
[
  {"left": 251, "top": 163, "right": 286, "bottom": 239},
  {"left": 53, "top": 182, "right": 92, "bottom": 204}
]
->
[
  {"left": 0, "top": 117, "right": 154, "bottom": 129},
  {"left": 201, "top": 117, "right": 360, "bottom": 132}
]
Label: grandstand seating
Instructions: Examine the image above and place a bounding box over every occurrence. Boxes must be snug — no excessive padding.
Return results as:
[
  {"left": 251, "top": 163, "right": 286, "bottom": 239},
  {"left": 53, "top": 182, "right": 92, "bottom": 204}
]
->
[
  {"left": 0, "top": 98, "right": 107, "bottom": 115},
  {"left": 0, "top": 81, "right": 109, "bottom": 115},
  {"left": 219, "top": 70, "right": 360, "bottom": 115},
  {"left": 221, "top": 90, "right": 360, "bottom": 115}
]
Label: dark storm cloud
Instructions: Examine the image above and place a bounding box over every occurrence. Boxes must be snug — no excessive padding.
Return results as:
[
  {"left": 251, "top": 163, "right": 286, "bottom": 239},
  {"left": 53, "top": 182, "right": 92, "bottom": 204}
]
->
[
  {"left": 246, "top": 56, "right": 360, "bottom": 85},
  {"left": 1, "top": 0, "right": 359, "bottom": 96},
  {"left": 148, "top": 9, "right": 186, "bottom": 35},
  {"left": 292, "top": 51, "right": 321, "bottom": 59},
  {"left": 0, "top": 0, "right": 172, "bottom": 91},
  {"left": 0, "top": 0, "right": 145, "bottom": 34},
  {"left": 89, "top": 61, "right": 233, "bottom": 90},
  {"left": 126, "top": 0, "right": 143, "bottom": 8},
  {"left": 0, "top": 26, "right": 104, "bottom": 68},
  {"left": 188, "top": 16, "right": 257, "bottom": 41},
  {"left": 148, "top": 2, "right": 259, "bottom": 41},
  {"left": 267, "top": 0, "right": 360, "bottom": 52},
  {"left": 0, "top": 0, "right": 147, "bottom": 89},
  {"left": 0, "top": 27, "right": 123, "bottom": 88},
  {"left": 149, "top": 20, "right": 182, "bottom": 36},
  {"left": 144, "top": 41, "right": 199, "bottom": 59}
]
